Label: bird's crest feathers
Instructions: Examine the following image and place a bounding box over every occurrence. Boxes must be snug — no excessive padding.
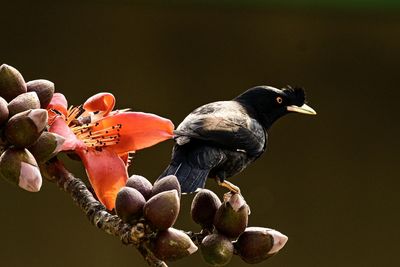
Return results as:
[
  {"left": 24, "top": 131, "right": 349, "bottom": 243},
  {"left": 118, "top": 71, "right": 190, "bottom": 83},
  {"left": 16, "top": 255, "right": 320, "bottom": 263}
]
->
[{"left": 282, "top": 86, "right": 306, "bottom": 106}]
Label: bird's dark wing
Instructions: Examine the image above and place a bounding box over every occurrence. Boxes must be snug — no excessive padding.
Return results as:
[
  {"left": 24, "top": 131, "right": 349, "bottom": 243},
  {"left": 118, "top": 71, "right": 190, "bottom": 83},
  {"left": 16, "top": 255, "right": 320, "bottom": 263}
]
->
[{"left": 174, "top": 101, "right": 266, "bottom": 156}]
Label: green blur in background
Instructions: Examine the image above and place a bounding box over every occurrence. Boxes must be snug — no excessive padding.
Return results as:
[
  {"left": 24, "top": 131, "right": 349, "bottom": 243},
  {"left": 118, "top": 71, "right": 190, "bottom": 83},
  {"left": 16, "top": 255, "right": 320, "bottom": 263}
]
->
[{"left": 0, "top": 1, "right": 399, "bottom": 266}]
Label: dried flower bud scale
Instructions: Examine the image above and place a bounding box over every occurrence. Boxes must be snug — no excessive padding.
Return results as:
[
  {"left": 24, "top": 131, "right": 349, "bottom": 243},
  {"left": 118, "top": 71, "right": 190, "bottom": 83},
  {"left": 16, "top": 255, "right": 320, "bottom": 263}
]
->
[
  {"left": 115, "top": 187, "right": 146, "bottom": 223},
  {"left": 153, "top": 228, "right": 198, "bottom": 261},
  {"left": 5, "top": 109, "right": 48, "bottom": 148},
  {"left": 19, "top": 161, "right": 42, "bottom": 192},
  {"left": 47, "top": 92, "right": 174, "bottom": 210},
  {"left": 151, "top": 175, "right": 181, "bottom": 197},
  {"left": 7, "top": 92, "right": 40, "bottom": 117},
  {"left": 235, "top": 227, "right": 288, "bottom": 264},
  {"left": 126, "top": 175, "right": 153, "bottom": 200},
  {"left": 191, "top": 189, "right": 222, "bottom": 228},
  {"left": 28, "top": 132, "right": 66, "bottom": 164},
  {"left": 0, "top": 96, "right": 9, "bottom": 125},
  {"left": 267, "top": 229, "right": 288, "bottom": 254},
  {"left": 0, "top": 64, "right": 27, "bottom": 102},
  {"left": 144, "top": 190, "right": 180, "bottom": 230},
  {"left": 0, "top": 148, "right": 42, "bottom": 192},
  {"left": 213, "top": 193, "right": 249, "bottom": 239},
  {"left": 26, "top": 79, "right": 55, "bottom": 108},
  {"left": 200, "top": 234, "right": 234, "bottom": 266}
]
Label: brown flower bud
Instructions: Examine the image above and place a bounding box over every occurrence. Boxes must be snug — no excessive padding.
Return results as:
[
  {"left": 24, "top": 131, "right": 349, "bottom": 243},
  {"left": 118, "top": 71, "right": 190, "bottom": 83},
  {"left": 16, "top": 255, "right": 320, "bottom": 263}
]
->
[
  {"left": 236, "top": 227, "right": 288, "bottom": 264},
  {"left": 126, "top": 174, "right": 153, "bottom": 200},
  {"left": 8, "top": 92, "right": 40, "bottom": 117},
  {"left": 28, "top": 132, "right": 65, "bottom": 163},
  {"left": 115, "top": 187, "right": 146, "bottom": 223},
  {"left": 152, "top": 228, "right": 198, "bottom": 261},
  {"left": 26, "top": 79, "right": 55, "bottom": 108},
  {"left": 0, "top": 96, "right": 9, "bottom": 125},
  {"left": 152, "top": 175, "right": 181, "bottom": 197},
  {"left": 191, "top": 189, "right": 221, "bottom": 228},
  {"left": 213, "top": 193, "right": 249, "bottom": 239},
  {"left": 144, "top": 190, "right": 180, "bottom": 230},
  {"left": 0, "top": 64, "right": 27, "bottom": 102},
  {"left": 5, "top": 109, "right": 48, "bottom": 148},
  {"left": 0, "top": 148, "right": 42, "bottom": 192},
  {"left": 200, "top": 234, "right": 234, "bottom": 266}
]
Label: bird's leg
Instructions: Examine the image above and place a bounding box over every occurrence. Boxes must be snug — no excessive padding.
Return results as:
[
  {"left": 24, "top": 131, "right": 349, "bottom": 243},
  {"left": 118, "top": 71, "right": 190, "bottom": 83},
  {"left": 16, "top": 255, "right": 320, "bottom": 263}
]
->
[
  {"left": 218, "top": 180, "right": 241, "bottom": 194},
  {"left": 216, "top": 177, "right": 241, "bottom": 195}
]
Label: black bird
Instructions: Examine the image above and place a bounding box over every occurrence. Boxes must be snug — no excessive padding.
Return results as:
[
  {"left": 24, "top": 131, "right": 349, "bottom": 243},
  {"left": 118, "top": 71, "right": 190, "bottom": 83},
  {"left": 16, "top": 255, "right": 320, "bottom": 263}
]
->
[{"left": 159, "top": 86, "right": 316, "bottom": 194}]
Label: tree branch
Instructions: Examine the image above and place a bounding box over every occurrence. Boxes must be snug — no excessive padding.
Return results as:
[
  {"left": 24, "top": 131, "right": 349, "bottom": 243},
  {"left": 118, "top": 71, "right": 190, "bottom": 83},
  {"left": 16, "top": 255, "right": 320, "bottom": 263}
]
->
[{"left": 40, "top": 159, "right": 167, "bottom": 267}]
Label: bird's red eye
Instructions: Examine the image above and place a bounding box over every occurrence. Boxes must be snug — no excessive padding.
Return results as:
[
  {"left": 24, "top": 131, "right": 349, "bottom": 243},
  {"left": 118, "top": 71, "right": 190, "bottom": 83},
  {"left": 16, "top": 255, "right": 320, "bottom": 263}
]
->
[{"left": 276, "top": 96, "right": 283, "bottom": 104}]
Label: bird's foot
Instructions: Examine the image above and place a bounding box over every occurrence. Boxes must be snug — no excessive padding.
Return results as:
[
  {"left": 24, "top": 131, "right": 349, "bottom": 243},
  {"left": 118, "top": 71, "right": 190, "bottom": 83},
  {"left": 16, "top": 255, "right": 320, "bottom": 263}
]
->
[{"left": 217, "top": 180, "right": 241, "bottom": 195}]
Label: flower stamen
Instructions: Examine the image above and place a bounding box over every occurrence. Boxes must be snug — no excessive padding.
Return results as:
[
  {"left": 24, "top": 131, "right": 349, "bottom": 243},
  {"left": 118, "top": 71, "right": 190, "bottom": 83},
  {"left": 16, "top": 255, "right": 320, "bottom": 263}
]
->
[
  {"left": 77, "top": 124, "right": 122, "bottom": 148},
  {"left": 71, "top": 124, "right": 92, "bottom": 135},
  {"left": 65, "top": 105, "right": 124, "bottom": 149},
  {"left": 66, "top": 105, "right": 84, "bottom": 126}
]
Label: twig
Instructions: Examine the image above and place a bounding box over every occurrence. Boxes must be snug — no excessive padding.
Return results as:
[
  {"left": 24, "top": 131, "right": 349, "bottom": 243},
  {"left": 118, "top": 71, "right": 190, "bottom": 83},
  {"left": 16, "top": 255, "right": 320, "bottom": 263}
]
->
[
  {"left": 40, "top": 159, "right": 167, "bottom": 267},
  {"left": 185, "top": 229, "right": 212, "bottom": 246}
]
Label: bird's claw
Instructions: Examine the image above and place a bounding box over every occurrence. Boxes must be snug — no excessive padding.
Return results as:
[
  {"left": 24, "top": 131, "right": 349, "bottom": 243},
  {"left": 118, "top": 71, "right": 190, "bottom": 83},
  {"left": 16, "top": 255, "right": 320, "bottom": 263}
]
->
[{"left": 217, "top": 179, "right": 241, "bottom": 195}]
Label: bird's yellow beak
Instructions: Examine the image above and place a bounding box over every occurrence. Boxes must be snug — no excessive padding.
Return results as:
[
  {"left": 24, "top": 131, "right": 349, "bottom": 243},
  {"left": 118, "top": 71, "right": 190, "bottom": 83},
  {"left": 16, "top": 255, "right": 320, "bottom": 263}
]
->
[{"left": 287, "top": 104, "right": 317, "bottom": 115}]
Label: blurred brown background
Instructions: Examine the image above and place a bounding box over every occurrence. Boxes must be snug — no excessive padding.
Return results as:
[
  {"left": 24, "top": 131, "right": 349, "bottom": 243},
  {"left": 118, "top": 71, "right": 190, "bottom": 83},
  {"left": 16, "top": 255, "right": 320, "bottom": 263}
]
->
[{"left": 0, "top": 1, "right": 399, "bottom": 266}]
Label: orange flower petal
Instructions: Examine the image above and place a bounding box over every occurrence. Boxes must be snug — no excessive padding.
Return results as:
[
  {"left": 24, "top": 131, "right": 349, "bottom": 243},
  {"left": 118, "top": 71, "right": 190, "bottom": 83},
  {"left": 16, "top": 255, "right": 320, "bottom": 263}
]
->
[
  {"left": 47, "top": 110, "right": 59, "bottom": 125},
  {"left": 83, "top": 92, "right": 115, "bottom": 116},
  {"left": 93, "top": 112, "right": 174, "bottom": 154},
  {"left": 49, "top": 117, "right": 85, "bottom": 151},
  {"left": 77, "top": 148, "right": 128, "bottom": 210},
  {"left": 47, "top": 93, "right": 68, "bottom": 116}
]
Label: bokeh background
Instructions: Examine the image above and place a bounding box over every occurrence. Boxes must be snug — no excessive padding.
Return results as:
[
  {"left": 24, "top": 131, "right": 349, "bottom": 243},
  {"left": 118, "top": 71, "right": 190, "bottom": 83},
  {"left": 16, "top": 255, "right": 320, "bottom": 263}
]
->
[{"left": 1, "top": 1, "right": 399, "bottom": 266}]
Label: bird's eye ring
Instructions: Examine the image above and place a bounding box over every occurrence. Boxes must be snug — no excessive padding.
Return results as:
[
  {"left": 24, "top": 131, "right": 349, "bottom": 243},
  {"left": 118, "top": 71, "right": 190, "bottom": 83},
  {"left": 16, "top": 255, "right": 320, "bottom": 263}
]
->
[{"left": 276, "top": 96, "right": 283, "bottom": 104}]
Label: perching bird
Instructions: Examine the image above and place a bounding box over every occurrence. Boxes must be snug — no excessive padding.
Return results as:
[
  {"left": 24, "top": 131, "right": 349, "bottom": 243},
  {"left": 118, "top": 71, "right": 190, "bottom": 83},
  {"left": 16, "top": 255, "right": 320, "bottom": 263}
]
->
[{"left": 158, "top": 85, "right": 316, "bottom": 194}]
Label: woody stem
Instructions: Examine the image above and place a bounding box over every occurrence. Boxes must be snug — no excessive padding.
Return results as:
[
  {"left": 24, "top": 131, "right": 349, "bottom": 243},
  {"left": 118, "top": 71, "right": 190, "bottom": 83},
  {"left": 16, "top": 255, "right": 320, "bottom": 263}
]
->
[{"left": 40, "top": 158, "right": 167, "bottom": 267}]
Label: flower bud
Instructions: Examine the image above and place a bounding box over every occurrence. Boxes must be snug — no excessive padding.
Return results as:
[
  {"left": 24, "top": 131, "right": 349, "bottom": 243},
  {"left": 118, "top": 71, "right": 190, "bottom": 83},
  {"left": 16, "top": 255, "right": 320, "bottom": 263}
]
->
[
  {"left": 8, "top": 92, "right": 40, "bottom": 117},
  {"left": 191, "top": 189, "right": 221, "bottom": 228},
  {"left": 153, "top": 228, "right": 198, "bottom": 261},
  {"left": 115, "top": 187, "right": 146, "bottom": 223},
  {"left": 28, "top": 132, "right": 65, "bottom": 163},
  {"left": 126, "top": 174, "right": 153, "bottom": 200},
  {"left": 235, "top": 227, "right": 288, "bottom": 264},
  {"left": 0, "top": 64, "right": 27, "bottom": 102},
  {"left": 5, "top": 109, "right": 48, "bottom": 148},
  {"left": 0, "top": 96, "right": 9, "bottom": 125},
  {"left": 26, "top": 79, "right": 55, "bottom": 108},
  {"left": 152, "top": 175, "right": 181, "bottom": 197},
  {"left": 0, "top": 148, "right": 42, "bottom": 192},
  {"left": 200, "top": 234, "right": 234, "bottom": 266},
  {"left": 213, "top": 193, "right": 249, "bottom": 239},
  {"left": 144, "top": 190, "right": 180, "bottom": 230}
]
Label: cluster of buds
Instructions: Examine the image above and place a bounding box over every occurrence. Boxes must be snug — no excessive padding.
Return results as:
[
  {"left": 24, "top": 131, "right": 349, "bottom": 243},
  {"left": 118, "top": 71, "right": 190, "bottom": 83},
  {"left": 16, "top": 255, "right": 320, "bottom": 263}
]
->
[
  {"left": 0, "top": 64, "right": 64, "bottom": 192},
  {"left": 115, "top": 175, "right": 198, "bottom": 261},
  {"left": 191, "top": 190, "right": 288, "bottom": 266},
  {"left": 115, "top": 175, "right": 288, "bottom": 265}
]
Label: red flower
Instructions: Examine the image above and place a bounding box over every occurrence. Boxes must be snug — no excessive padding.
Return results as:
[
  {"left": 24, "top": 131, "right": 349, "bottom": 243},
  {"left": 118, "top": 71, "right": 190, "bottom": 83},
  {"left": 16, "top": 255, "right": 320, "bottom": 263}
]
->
[{"left": 47, "top": 92, "right": 174, "bottom": 210}]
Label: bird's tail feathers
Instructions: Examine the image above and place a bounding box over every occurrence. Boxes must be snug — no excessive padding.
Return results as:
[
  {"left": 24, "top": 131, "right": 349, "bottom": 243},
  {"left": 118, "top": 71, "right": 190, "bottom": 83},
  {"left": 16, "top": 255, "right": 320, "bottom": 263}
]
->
[{"left": 158, "top": 162, "right": 209, "bottom": 194}]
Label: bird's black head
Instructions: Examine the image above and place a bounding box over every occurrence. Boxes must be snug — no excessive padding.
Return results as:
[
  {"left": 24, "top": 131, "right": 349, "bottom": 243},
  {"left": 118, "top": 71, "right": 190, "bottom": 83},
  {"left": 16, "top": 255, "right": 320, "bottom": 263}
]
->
[{"left": 234, "top": 85, "right": 316, "bottom": 129}]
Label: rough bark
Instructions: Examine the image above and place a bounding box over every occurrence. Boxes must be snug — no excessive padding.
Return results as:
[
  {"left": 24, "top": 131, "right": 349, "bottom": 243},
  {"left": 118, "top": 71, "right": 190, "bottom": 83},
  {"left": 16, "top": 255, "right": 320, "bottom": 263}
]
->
[{"left": 40, "top": 159, "right": 167, "bottom": 267}]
